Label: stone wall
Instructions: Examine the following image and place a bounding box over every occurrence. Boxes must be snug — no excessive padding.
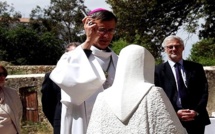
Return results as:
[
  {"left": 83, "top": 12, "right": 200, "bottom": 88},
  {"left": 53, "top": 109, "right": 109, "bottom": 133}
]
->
[
  {"left": 4, "top": 66, "right": 54, "bottom": 122},
  {"left": 204, "top": 66, "right": 215, "bottom": 116},
  {"left": 6, "top": 65, "right": 55, "bottom": 74},
  {"left": 3, "top": 66, "right": 215, "bottom": 118}
]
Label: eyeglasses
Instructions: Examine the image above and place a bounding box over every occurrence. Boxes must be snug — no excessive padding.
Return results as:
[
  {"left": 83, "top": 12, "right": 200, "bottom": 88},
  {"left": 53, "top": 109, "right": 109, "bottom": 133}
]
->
[
  {"left": 165, "top": 45, "right": 182, "bottom": 49},
  {"left": 0, "top": 72, "right": 6, "bottom": 77},
  {"left": 97, "top": 27, "right": 116, "bottom": 34}
]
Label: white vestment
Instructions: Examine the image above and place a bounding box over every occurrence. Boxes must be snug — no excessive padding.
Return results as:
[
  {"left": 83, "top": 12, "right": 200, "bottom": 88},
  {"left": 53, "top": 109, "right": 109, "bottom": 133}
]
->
[
  {"left": 87, "top": 44, "right": 187, "bottom": 134},
  {"left": 50, "top": 45, "right": 118, "bottom": 134}
]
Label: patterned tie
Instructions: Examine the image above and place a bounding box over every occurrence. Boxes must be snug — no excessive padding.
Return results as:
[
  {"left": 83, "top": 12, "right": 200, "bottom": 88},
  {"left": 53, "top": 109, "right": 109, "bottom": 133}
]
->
[{"left": 174, "top": 62, "right": 187, "bottom": 107}]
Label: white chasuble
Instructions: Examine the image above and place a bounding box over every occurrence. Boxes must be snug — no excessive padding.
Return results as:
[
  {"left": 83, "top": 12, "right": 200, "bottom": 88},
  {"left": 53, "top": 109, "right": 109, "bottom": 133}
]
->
[
  {"left": 50, "top": 45, "right": 118, "bottom": 134},
  {"left": 87, "top": 45, "right": 187, "bottom": 134}
]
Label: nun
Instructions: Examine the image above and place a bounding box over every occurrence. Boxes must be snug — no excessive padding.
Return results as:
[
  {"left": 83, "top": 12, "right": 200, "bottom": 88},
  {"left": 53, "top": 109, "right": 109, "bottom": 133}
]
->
[{"left": 87, "top": 45, "right": 187, "bottom": 134}]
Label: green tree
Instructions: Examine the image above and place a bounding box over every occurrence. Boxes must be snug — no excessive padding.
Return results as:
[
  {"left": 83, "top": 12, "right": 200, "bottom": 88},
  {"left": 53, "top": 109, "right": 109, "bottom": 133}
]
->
[
  {"left": 0, "top": 1, "right": 22, "bottom": 27},
  {"left": 1, "top": 0, "right": 87, "bottom": 65},
  {"left": 111, "top": 38, "right": 129, "bottom": 55},
  {"left": 0, "top": 24, "right": 64, "bottom": 65},
  {"left": 198, "top": 1, "right": 215, "bottom": 39},
  {"left": 188, "top": 38, "right": 215, "bottom": 66},
  {"left": 0, "top": 1, "right": 64, "bottom": 65},
  {"left": 107, "top": 0, "right": 202, "bottom": 60},
  {"left": 30, "top": 0, "right": 89, "bottom": 45}
]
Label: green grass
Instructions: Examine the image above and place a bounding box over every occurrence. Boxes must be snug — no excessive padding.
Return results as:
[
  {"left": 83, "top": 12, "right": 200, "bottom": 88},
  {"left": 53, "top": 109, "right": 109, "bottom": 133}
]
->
[{"left": 21, "top": 120, "right": 53, "bottom": 134}]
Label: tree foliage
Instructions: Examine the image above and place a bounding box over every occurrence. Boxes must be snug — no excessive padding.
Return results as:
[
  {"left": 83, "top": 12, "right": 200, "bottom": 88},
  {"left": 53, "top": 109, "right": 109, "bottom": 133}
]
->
[
  {"left": 188, "top": 38, "right": 215, "bottom": 66},
  {"left": 111, "top": 38, "right": 129, "bottom": 55},
  {"left": 1, "top": 0, "right": 215, "bottom": 65},
  {"left": 0, "top": 1, "right": 64, "bottom": 65},
  {"left": 0, "top": 24, "right": 64, "bottom": 65},
  {"left": 198, "top": 1, "right": 215, "bottom": 39},
  {"left": 0, "top": 1, "right": 22, "bottom": 27},
  {"left": 106, "top": 0, "right": 215, "bottom": 63},
  {"left": 0, "top": 0, "right": 90, "bottom": 65},
  {"left": 30, "top": 0, "right": 88, "bottom": 45}
]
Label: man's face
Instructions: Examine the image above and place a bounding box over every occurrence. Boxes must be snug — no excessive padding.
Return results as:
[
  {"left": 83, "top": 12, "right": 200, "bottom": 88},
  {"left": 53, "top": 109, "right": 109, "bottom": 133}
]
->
[
  {"left": 164, "top": 39, "right": 184, "bottom": 62},
  {"left": 93, "top": 19, "right": 116, "bottom": 49}
]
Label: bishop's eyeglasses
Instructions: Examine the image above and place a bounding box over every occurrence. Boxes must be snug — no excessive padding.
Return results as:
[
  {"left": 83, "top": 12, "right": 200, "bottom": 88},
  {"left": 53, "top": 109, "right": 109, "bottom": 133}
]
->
[{"left": 97, "top": 27, "right": 116, "bottom": 35}]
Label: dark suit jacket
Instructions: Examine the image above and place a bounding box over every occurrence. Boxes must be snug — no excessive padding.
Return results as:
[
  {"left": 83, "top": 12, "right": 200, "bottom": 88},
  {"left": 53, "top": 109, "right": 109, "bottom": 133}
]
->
[
  {"left": 41, "top": 72, "right": 61, "bottom": 134},
  {"left": 155, "top": 60, "right": 210, "bottom": 126}
]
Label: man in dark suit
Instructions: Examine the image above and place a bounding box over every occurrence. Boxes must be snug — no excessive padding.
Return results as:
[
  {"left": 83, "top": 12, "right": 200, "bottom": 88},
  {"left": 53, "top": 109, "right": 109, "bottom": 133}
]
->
[
  {"left": 155, "top": 35, "right": 210, "bottom": 134},
  {"left": 41, "top": 72, "right": 61, "bottom": 134},
  {"left": 41, "top": 42, "right": 80, "bottom": 134}
]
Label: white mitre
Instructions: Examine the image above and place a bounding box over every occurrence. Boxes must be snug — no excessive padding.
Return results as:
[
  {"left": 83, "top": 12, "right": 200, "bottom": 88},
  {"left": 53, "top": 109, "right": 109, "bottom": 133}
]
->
[{"left": 104, "top": 44, "right": 155, "bottom": 122}]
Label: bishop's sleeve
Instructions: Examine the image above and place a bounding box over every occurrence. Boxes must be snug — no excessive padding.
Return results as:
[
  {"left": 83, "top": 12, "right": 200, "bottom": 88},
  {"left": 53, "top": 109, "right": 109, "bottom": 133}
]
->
[{"left": 50, "top": 46, "right": 106, "bottom": 105}]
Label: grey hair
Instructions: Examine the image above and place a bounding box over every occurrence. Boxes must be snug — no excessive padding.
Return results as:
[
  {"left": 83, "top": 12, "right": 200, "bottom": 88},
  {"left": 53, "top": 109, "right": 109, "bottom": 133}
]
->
[
  {"left": 65, "top": 42, "right": 81, "bottom": 52},
  {"left": 162, "top": 35, "right": 184, "bottom": 48}
]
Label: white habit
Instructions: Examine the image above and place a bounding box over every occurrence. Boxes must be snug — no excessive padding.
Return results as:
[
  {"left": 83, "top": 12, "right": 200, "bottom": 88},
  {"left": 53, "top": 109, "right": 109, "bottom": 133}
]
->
[
  {"left": 50, "top": 45, "right": 118, "bottom": 134},
  {"left": 87, "top": 45, "right": 187, "bottom": 134}
]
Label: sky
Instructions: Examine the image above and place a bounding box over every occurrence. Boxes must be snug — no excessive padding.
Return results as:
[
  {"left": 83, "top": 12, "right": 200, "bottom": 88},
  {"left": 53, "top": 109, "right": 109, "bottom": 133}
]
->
[{"left": 5, "top": 0, "right": 199, "bottom": 59}]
